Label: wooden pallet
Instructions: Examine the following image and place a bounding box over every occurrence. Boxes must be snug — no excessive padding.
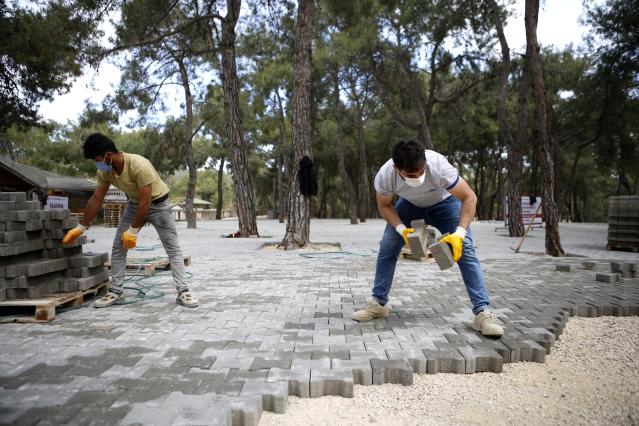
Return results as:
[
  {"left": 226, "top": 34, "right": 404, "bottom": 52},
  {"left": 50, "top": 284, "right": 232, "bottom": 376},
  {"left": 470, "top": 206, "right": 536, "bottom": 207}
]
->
[
  {"left": 103, "top": 203, "right": 127, "bottom": 228},
  {"left": 607, "top": 243, "right": 639, "bottom": 253},
  {"left": 0, "top": 281, "right": 108, "bottom": 323},
  {"left": 401, "top": 247, "right": 434, "bottom": 261},
  {"left": 105, "top": 256, "right": 192, "bottom": 277}
]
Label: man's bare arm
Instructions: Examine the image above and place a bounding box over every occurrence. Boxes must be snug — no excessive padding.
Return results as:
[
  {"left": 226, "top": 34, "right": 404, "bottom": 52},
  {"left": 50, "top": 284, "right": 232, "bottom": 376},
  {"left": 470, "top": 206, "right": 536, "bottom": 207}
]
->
[
  {"left": 131, "top": 185, "right": 152, "bottom": 229},
  {"left": 376, "top": 192, "right": 402, "bottom": 228},
  {"left": 447, "top": 177, "right": 477, "bottom": 230},
  {"left": 80, "top": 186, "right": 108, "bottom": 227}
]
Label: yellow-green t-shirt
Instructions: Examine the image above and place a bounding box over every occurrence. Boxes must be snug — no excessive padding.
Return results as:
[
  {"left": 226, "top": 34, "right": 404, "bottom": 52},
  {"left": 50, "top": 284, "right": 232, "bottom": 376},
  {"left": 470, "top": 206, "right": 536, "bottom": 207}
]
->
[{"left": 95, "top": 152, "right": 169, "bottom": 202}]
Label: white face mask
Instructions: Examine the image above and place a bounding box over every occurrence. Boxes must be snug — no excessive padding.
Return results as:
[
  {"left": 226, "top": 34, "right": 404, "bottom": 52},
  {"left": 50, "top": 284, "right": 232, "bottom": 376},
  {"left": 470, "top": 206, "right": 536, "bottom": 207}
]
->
[{"left": 403, "top": 174, "right": 425, "bottom": 187}]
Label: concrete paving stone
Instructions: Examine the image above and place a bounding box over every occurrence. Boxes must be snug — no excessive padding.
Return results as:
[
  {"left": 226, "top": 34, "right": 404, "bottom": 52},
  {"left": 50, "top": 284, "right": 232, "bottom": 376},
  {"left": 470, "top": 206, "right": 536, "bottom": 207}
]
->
[
  {"left": 42, "top": 245, "right": 82, "bottom": 259},
  {"left": 142, "top": 366, "right": 191, "bottom": 379},
  {"left": 240, "top": 381, "right": 289, "bottom": 413},
  {"left": 59, "top": 269, "right": 109, "bottom": 292},
  {"left": 386, "top": 350, "right": 428, "bottom": 374},
  {"left": 349, "top": 349, "right": 388, "bottom": 360},
  {"left": 68, "top": 252, "right": 109, "bottom": 268},
  {"left": 61, "top": 217, "right": 79, "bottom": 229},
  {"left": 0, "top": 201, "right": 17, "bottom": 212},
  {"left": 22, "top": 258, "right": 68, "bottom": 277},
  {"left": 311, "top": 350, "right": 349, "bottom": 360},
  {"left": 429, "top": 240, "right": 455, "bottom": 270},
  {"left": 112, "top": 378, "right": 199, "bottom": 406},
  {"left": 119, "top": 405, "right": 179, "bottom": 426},
  {"left": 467, "top": 337, "right": 512, "bottom": 363},
  {"left": 227, "top": 369, "right": 269, "bottom": 384},
  {"left": 555, "top": 264, "right": 572, "bottom": 272},
  {"left": 331, "top": 358, "right": 373, "bottom": 385},
  {"left": 294, "top": 344, "right": 328, "bottom": 353},
  {"left": 458, "top": 347, "right": 503, "bottom": 373},
  {"left": 364, "top": 341, "right": 402, "bottom": 351},
  {"left": 225, "top": 341, "right": 262, "bottom": 350},
  {"left": 581, "top": 261, "right": 598, "bottom": 270},
  {"left": 370, "top": 358, "right": 413, "bottom": 386},
  {"left": 266, "top": 367, "right": 311, "bottom": 398},
  {"left": 250, "top": 357, "right": 292, "bottom": 371},
  {"left": 0, "top": 192, "right": 26, "bottom": 202},
  {"left": 14, "top": 201, "right": 40, "bottom": 211},
  {"left": 42, "top": 229, "right": 64, "bottom": 240},
  {"left": 100, "top": 364, "right": 151, "bottom": 380},
  {"left": 14, "top": 404, "right": 86, "bottom": 426},
  {"left": 48, "top": 209, "right": 71, "bottom": 220},
  {"left": 283, "top": 322, "right": 315, "bottom": 330},
  {"left": 0, "top": 230, "right": 26, "bottom": 243},
  {"left": 0, "top": 239, "right": 44, "bottom": 257},
  {"left": 423, "top": 349, "right": 466, "bottom": 374},
  {"left": 596, "top": 273, "right": 622, "bottom": 283},
  {"left": 500, "top": 339, "right": 546, "bottom": 363},
  {"left": 67, "top": 405, "right": 130, "bottom": 426},
  {"left": 12, "top": 210, "right": 41, "bottom": 222},
  {"left": 171, "top": 356, "right": 216, "bottom": 370},
  {"left": 65, "top": 265, "right": 106, "bottom": 279},
  {"left": 0, "top": 275, "right": 28, "bottom": 289},
  {"left": 310, "top": 368, "right": 354, "bottom": 398},
  {"left": 291, "top": 358, "right": 331, "bottom": 370},
  {"left": 212, "top": 357, "right": 255, "bottom": 370}
]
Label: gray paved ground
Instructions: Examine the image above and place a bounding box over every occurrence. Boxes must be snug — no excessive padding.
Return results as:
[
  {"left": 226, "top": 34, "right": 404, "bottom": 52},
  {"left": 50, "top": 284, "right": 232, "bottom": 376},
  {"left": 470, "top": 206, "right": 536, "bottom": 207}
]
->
[{"left": 0, "top": 219, "right": 637, "bottom": 425}]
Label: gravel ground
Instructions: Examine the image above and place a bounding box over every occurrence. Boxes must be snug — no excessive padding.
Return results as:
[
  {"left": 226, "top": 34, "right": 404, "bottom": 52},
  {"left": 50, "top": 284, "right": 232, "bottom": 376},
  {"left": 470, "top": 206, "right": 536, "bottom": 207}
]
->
[{"left": 261, "top": 317, "right": 639, "bottom": 426}]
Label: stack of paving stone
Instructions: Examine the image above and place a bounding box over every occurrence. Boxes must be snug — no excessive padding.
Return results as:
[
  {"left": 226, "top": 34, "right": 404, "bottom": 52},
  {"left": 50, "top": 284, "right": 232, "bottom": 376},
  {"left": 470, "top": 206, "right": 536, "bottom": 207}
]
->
[
  {"left": 608, "top": 195, "right": 639, "bottom": 251},
  {"left": 0, "top": 192, "right": 109, "bottom": 302}
]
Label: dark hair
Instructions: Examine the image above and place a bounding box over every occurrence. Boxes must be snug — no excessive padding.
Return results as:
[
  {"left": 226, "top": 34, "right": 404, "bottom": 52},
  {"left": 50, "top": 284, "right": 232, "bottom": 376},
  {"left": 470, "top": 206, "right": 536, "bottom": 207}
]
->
[
  {"left": 83, "top": 133, "right": 118, "bottom": 159},
  {"left": 392, "top": 140, "right": 425, "bottom": 172}
]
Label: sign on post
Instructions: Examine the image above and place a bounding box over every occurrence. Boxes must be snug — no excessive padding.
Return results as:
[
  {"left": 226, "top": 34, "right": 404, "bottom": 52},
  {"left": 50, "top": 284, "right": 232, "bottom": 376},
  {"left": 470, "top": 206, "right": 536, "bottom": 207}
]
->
[
  {"left": 503, "top": 196, "right": 543, "bottom": 228},
  {"left": 45, "top": 196, "right": 68, "bottom": 210}
]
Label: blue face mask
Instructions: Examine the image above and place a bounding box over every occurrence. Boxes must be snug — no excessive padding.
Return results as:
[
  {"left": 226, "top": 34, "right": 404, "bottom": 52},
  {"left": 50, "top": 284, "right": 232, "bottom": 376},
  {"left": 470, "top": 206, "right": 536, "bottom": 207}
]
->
[{"left": 96, "top": 155, "right": 113, "bottom": 172}]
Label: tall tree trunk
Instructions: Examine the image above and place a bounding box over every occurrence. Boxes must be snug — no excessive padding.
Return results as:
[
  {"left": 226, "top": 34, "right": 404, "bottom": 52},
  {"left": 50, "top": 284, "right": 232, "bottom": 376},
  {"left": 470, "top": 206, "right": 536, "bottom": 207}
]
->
[
  {"left": 477, "top": 150, "right": 487, "bottom": 220},
  {"left": 332, "top": 67, "right": 358, "bottom": 225},
  {"left": 275, "top": 89, "right": 288, "bottom": 223},
  {"left": 318, "top": 173, "right": 328, "bottom": 218},
  {"left": 415, "top": 90, "right": 434, "bottom": 150},
  {"left": 177, "top": 58, "right": 197, "bottom": 229},
  {"left": 525, "top": 0, "right": 564, "bottom": 256},
  {"left": 280, "top": 0, "right": 315, "bottom": 249},
  {"left": 220, "top": 0, "right": 258, "bottom": 236},
  {"left": 487, "top": 0, "right": 524, "bottom": 236},
  {"left": 355, "top": 106, "right": 369, "bottom": 222},
  {"left": 216, "top": 157, "right": 225, "bottom": 220}
]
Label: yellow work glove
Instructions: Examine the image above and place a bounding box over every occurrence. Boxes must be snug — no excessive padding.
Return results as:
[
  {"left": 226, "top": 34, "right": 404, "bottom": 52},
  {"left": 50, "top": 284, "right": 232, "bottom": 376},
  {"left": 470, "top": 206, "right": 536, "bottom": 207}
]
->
[
  {"left": 439, "top": 226, "right": 467, "bottom": 262},
  {"left": 121, "top": 226, "right": 138, "bottom": 250},
  {"left": 62, "top": 224, "right": 86, "bottom": 245},
  {"left": 395, "top": 224, "right": 415, "bottom": 245}
]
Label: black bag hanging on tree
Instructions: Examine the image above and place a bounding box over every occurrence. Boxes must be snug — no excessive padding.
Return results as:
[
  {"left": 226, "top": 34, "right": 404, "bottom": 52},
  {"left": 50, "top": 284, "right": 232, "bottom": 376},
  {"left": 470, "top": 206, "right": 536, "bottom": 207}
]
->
[{"left": 299, "top": 155, "right": 318, "bottom": 197}]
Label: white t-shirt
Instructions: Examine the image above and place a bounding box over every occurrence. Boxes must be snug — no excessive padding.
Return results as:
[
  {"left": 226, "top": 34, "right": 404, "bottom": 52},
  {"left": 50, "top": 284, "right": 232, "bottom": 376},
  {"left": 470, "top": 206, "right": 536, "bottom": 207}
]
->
[{"left": 373, "top": 150, "right": 459, "bottom": 208}]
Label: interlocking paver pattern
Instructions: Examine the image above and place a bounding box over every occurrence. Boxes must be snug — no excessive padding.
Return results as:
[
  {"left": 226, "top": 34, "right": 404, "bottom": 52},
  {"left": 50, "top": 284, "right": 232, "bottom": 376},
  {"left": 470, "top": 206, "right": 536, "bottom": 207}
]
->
[{"left": 0, "top": 220, "right": 637, "bottom": 425}]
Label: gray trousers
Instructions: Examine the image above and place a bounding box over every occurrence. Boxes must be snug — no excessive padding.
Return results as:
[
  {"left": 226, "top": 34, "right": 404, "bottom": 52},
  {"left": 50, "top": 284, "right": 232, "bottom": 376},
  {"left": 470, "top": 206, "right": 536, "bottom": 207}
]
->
[{"left": 110, "top": 200, "right": 188, "bottom": 294}]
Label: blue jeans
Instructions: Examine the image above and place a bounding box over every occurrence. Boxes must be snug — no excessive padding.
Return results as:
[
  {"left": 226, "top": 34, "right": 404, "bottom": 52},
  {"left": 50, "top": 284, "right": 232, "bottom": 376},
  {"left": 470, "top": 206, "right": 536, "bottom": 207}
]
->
[{"left": 372, "top": 196, "right": 490, "bottom": 315}]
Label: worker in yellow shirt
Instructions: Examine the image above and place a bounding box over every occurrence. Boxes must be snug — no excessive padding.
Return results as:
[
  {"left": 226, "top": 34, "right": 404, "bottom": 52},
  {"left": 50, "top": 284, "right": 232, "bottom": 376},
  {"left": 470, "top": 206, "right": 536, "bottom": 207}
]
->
[{"left": 63, "top": 133, "right": 198, "bottom": 308}]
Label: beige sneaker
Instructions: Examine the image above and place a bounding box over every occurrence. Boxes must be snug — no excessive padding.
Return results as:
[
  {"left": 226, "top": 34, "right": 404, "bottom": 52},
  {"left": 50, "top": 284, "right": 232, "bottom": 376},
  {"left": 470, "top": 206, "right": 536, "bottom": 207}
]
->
[
  {"left": 352, "top": 299, "right": 389, "bottom": 321},
  {"left": 472, "top": 310, "right": 504, "bottom": 337},
  {"left": 94, "top": 291, "right": 125, "bottom": 308},
  {"left": 177, "top": 291, "right": 199, "bottom": 308}
]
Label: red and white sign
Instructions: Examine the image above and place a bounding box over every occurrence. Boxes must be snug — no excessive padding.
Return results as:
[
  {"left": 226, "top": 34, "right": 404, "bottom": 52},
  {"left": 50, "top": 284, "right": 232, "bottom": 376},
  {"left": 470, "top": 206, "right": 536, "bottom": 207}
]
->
[
  {"left": 45, "top": 196, "right": 68, "bottom": 210},
  {"left": 503, "top": 196, "right": 543, "bottom": 227}
]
